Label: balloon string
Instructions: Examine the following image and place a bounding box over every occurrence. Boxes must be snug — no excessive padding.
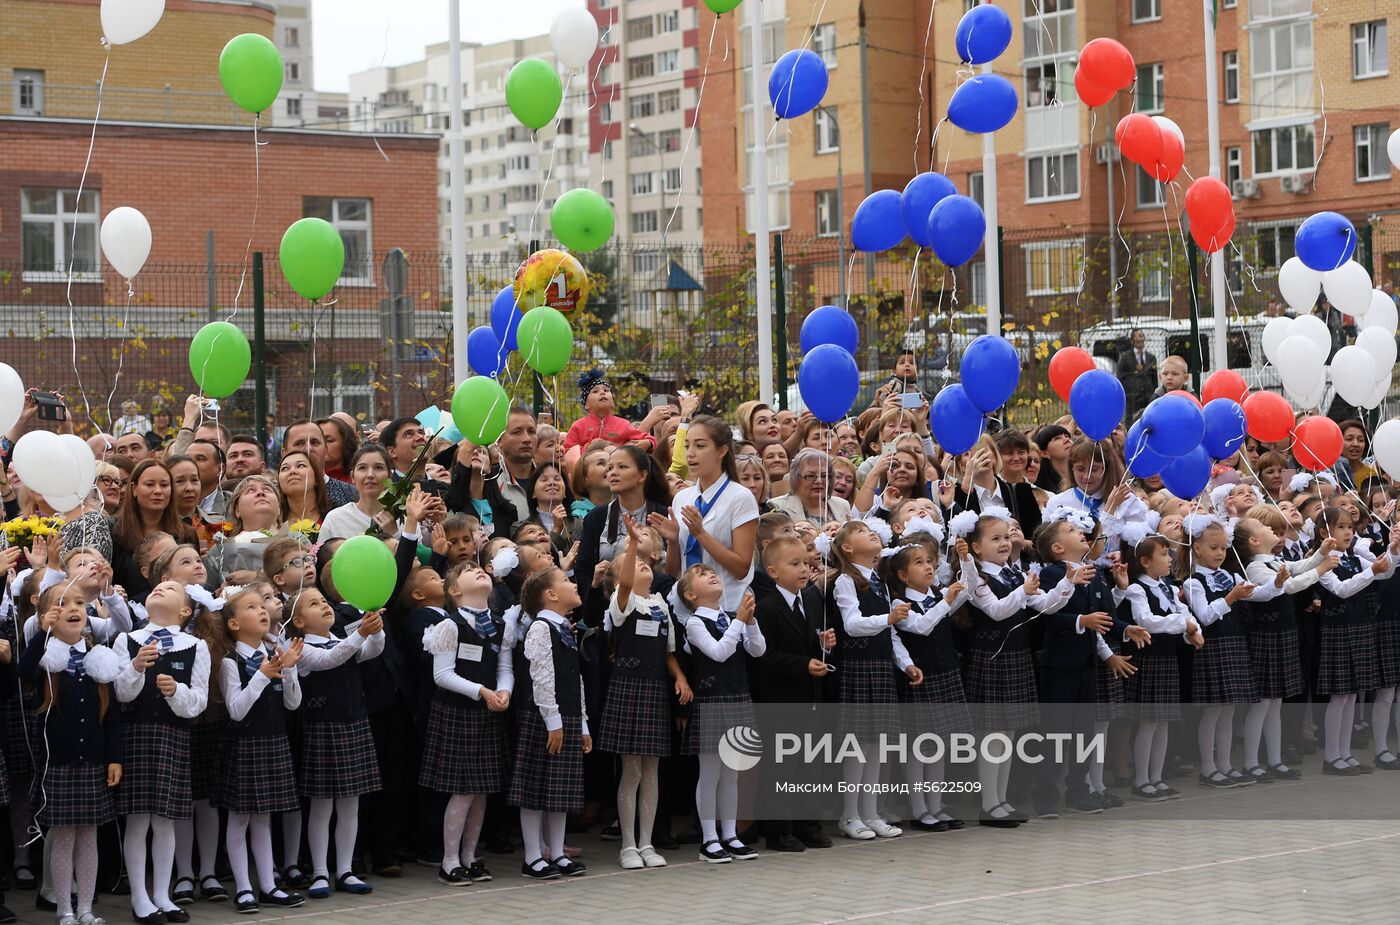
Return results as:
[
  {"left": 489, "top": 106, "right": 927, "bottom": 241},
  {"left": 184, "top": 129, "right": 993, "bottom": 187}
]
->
[
  {"left": 65, "top": 39, "right": 110, "bottom": 430},
  {"left": 595, "top": 33, "right": 620, "bottom": 196},
  {"left": 663, "top": 17, "right": 718, "bottom": 243},
  {"left": 102, "top": 281, "right": 135, "bottom": 438},
  {"left": 529, "top": 70, "right": 570, "bottom": 244},
  {"left": 912, "top": 0, "right": 936, "bottom": 174}
]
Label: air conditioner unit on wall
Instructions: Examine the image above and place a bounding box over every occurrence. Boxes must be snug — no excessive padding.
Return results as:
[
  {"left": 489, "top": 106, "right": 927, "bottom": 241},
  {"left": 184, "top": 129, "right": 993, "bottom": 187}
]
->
[
  {"left": 1281, "top": 174, "right": 1310, "bottom": 194},
  {"left": 1095, "top": 144, "right": 1120, "bottom": 165},
  {"left": 1232, "top": 178, "right": 1261, "bottom": 199}
]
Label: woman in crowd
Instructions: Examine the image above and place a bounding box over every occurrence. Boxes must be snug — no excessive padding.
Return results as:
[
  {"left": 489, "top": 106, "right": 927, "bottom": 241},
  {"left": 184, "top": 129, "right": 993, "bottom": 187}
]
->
[
  {"left": 278, "top": 450, "right": 331, "bottom": 525},
  {"left": 318, "top": 416, "right": 360, "bottom": 485}
]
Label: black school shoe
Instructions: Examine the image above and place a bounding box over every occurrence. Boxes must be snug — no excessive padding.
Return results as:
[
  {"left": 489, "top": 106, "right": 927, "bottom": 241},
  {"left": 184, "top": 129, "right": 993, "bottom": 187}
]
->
[
  {"left": 437, "top": 866, "right": 472, "bottom": 886},
  {"left": 764, "top": 835, "right": 805, "bottom": 852},
  {"left": 171, "top": 879, "right": 195, "bottom": 906},
  {"left": 1131, "top": 784, "right": 1168, "bottom": 802},
  {"left": 1197, "top": 771, "right": 1236, "bottom": 789},
  {"left": 1322, "top": 759, "right": 1362, "bottom": 776},
  {"left": 1242, "top": 765, "right": 1274, "bottom": 784},
  {"left": 1097, "top": 790, "right": 1125, "bottom": 809},
  {"left": 1224, "top": 768, "right": 1255, "bottom": 787},
  {"left": 1375, "top": 751, "right": 1400, "bottom": 771},
  {"left": 466, "top": 860, "right": 492, "bottom": 882},
  {"left": 723, "top": 839, "right": 757, "bottom": 860},
  {"left": 698, "top": 841, "right": 732, "bottom": 864},
  {"left": 233, "top": 891, "right": 258, "bottom": 915},
  {"left": 520, "top": 859, "right": 560, "bottom": 880},
  {"left": 132, "top": 911, "right": 168, "bottom": 925},
  {"left": 0, "top": 901, "right": 13, "bottom": 924},
  {"left": 160, "top": 908, "right": 191, "bottom": 924},
  {"left": 553, "top": 856, "right": 587, "bottom": 877},
  {"left": 1151, "top": 781, "right": 1182, "bottom": 799},
  {"left": 200, "top": 877, "right": 229, "bottom": 901},
  {"left": 796, "top": 831, "right": 833, "bottom": 848},
  {"left": 259, "top": 888, "right": 305, "bottom": 908},
  {"left": 1066, "top": 794, "right": 1103, "bottom": 814},
  {"left": 1268, "top": 763, "right": 1302, "bottom": 780}
]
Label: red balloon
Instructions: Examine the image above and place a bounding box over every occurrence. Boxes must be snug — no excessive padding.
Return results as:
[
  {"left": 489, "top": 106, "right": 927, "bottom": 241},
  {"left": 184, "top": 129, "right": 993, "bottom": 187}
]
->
[
  {"left": 1153, "top": 129, "right": 1184, "bottom": 183},
  {"left": 1293, "top": 415, "right": 1343, "bottom": 472},
  {"left": 1190, "top": 211, "right": 1235, "bottom": 254},
  {"left": 1185, "top": 176, "right": 1235, "bottom": 253},
  {"left": 1074, "top": 68, "right": 1115, "bottom": 108},
  {"left": 1079, "top": 38, "right": 1136, "bottom": 91},
  {"left": 1116, "top": 114, "right": 1164, "bottom": 168},
  {"left": 1167, "top": 389, "right": 1202, "bottom": 407},
  {"left": 1202, "top": 369, "right": 1249, "bottom": 405},
  {"left": 1049, "top": 346, "right": 1097, "bottom": 401},
  {"left": 1242, "top": 391, "right": 1294, "bottom": 443}
]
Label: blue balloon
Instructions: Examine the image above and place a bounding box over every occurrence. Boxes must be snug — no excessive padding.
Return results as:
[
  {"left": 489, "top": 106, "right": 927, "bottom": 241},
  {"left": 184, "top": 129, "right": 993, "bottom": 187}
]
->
[
  {"left": 1294, "top": 211, "right": 1357, "bottom": 272},
  {"left": 1068, "top": 369, "right": 1125, "bottom": 441},
  {"left": 768, "top": 49, "right": 829, "bottom": 120},
  {"left": 799, "top": 305, "right": 859, "bottom": 355},
  {"left": 798, "top": 344, "right": 858, "bottom": 423},
  {"left": 946, "top": 74, "right": 1018, "bottom": 134},
  {"left": 929, "top": 384, "right": 984, "bottom": 456},
  {"left": 1160, "top": 445, "right": 1211, "bottom": 500},
  {"left": 901, "top": 172, "right": 957, "bottom": 247},
  {"left": 954, "top": 4, "right": 1013, "bottom": 64},
  {"left": 851, "top": 190, "right": 906, "bottom": 252},
  {"left": 928, "top": 195, "right": 986, "bottom": 268},
  {"left": 489, "top": 285, "right": 522, "bottom": 353},
  {"left": 1140, "top": 395, "right": 1205, "bottom": 457},
  {"left": 467, "top": 325, "right": 506, "bottom": 378},
  {"left": 1125, "top": 419, "right": 1172, "bottom": 478},
  {"left": 1201, "top": 398, "right": 1247, "bottom": 461},
  {"left": 959, "top": 334, "right": 1019, "bottom": 413}
]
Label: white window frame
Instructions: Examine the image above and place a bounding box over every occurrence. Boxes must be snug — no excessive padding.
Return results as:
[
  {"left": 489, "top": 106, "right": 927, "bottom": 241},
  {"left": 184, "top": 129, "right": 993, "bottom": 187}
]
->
[
  {"left": 1137, "top": 251, "right": 1170, "bottom": 302},
  {"left": 14, "top": 69, "right": 44, "bottom": 115},
  {"left": 325, "top": 198, "right": 373, "bottom": 286},
  {"left": 21, "top": 188, "right": 101, "bottom": 282},
  {"left": 1136, "top": 63, "right": 1164, "bottom": 113},
  {"left": 1225, "top": 146, "right": 1243, "bottom": 189},
  {"left": 657, "top": 89, "right": 681, "bottom": 113},
  {"left": 659, "top": 128, "right": 681, "bottom": 152},
  {"left": 969, "top": 171, "right": 985, "bottom": 208},
  {"left": 815, "top": 106, "right": 839, "bottom": 154},
  {"left": 1352, "top": 21, "right": 1388, "bottom": 79},
  {"left": 1249, "top": 19, "right": 1313, "bottom": 121},
  {"left": 1024, "top": 239, "right": 1085, "bottom": 297},
  {"left": 630, "top": 171, "right": 654, "bottom": 196},
  {"left": 1135, "top": 164, "right": 1165, "bottom": 208},
  {"left": 285, "top": 61, "right": 300, "bottom": 83},
  {"left": 1132, "top": 0, "right": 1161, "bottom": 24},
  {"left": 626, "top": 15, "right": 653, "bottom": 41},
  {"left": 1223, "top": 51, "right": 1239, "bottom": 103},
  {"left": 1025, "top": 150, "right": 1080, "bottom": 203},
  {"left": 1355, "top": 123, "right": 1391, "bottom": 182},
  {"left": 1253, "top": 220, "right": 1299, "bottom": 271},
  {"left": 628, "top": 55, "right": 654, "bottom": 80},
  {"left": 284, "top": 26, "right": 299, "bottom": 47},
  {"left": 310, "top": 369, "right": 374, "bottom": 420},
  {"left": 628, "top": 93, "right": 655, "bottom": 119},
  {"left": 812, "top": 23, "right": 838, "bottom": 68},
  {"left": 630, "top": 210, "right": 659, "bottom": 234},
  {"left": 662, "top": 167, "right": 682, "bottom": 194},
  {"left": 657, "top": 50, "right": 680, "bottom": 74},
  {"left": 1251, "top": 122, "right": 1315, "bottom": 176},
  {"left": 656, "top": 11, "right": 680, "bottom": 33},
  {"left": 815, "top": 189, "right": 839, "bottom": 237}
]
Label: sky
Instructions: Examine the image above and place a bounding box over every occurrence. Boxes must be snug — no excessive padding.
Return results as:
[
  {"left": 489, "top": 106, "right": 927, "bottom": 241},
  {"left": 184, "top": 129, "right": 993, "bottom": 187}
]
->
[{"left": 311, "top": 0, "right": 584, "bottom": 93}]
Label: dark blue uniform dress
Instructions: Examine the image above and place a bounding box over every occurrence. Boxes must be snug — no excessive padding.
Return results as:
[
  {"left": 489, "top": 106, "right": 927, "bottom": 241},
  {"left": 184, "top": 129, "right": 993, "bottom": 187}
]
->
[
  {"left": 298, "top": 634, "right": 382, "bottom": 800},
  {"left": 508, "top": 615, "right": 586, "bottom": 813},
  {"left": 117, "top": 629, "right": 198, "bottom": 819},
  {"left": 1126, "top": 579, "right": 1186, "bottom": 722},
  {"left": 1187, "top": 570, "right": 1258, "bottom": 704},
  {"left": 893, "top": 589, "right": 971, "bottom": 736},
  {"left": 1239, "top": 561, "right": 1304, "bottom": 700},
  {"left": 219, "top": 647, "right": 299, "bottom": 815},
  {"left": 1315, "top": 555, "right": 1380, "bottom": 695},
  {"left": 419, "top": 610, "right": 509, "bottom": 795},
  {"left": 964, "top": 569, "right": 1041, "bottom": 731},
  {"left": 831, "top": 573, "right": 900, "bottom": 741},
  {"left": 681, "top": 612, "right": 756, "bottom": 755},
  {"left": 598, "top": 596, "right": 673, "bottom": 757}
]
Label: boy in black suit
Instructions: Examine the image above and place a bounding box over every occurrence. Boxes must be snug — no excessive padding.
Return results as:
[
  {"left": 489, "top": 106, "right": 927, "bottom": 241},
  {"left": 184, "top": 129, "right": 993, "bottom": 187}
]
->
[
  {"left": 751, "top": 536, "right": 836, "bottom": 852},
  {"left": 749, "top": 512, "right": 798, "bottom": 603}
]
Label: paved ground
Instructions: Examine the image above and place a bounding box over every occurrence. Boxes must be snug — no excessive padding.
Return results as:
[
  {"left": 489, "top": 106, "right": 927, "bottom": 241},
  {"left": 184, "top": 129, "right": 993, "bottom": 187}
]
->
[{"left": 12, "top": 771, "right": 1400, "bottom": 925}]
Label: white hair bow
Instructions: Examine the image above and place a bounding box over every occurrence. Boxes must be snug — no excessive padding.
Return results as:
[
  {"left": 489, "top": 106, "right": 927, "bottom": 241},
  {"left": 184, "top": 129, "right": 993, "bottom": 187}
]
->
[
  {"left": 948, "top": 510, "right": 980, "bottom": 539},
  {"left": 866, "top": 518, "right": 893, "bottom": 546},
  {"left": 1118, "top": 522, "right": 1152, "bottom": 549},
  {"left": 491, "top": 547, "right": 520, "bottom": 578},
  {"left": 187, "top": 584, "right": 225, "bottom": 612},
  {"left": 814, "top": 534, "right": 833, "bottom": 561},
  {"left": 903, "top": 516, "right": 946, "bottom": 545},
  {"left": 1044, "top": 506, "right": 1095, "bottom": 532},
  {"left": 1183, "top": 512, "right": 1222, "bottom": 540}
]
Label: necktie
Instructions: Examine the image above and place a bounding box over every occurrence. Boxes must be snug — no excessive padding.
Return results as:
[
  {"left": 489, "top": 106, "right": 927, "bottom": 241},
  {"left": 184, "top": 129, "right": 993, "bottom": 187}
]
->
[
  {"left": 244, "top": 648, "right": 265, "bottom": 678},
  {"left": 868, "top": 573, "right": 889, "bottom": 601},
  {"left": 150, "top": 627, "right": 175, "bottom": 651},
  {"left": 648, "top": 605, "right": 668, "bottom": 624},
  {"left": 714, "top": 612, "right": 730, "bottom": 633},
  {"left": 66, "top": 646, "right": 85, "bottom": 676},
  {"left": 1211, "top": 570, "right": 1234, "bottom": 593},
  {"left": 999, "top": 565, "right": 1021, "bottom": 586},
  {"left": 685, "top": 480, "right": 730, "bottom": 569},
  {"left": 558, "top": 621, "right": 578, "bottom": 651},
  {"left": 465, "top": 608, "right": 495, "bottom": 640},
  {"left": 792, "top": 597, "right": 804, "bottom": 621},
  {"left": 908, "top": 597, "right": 927, "bottom": 614}
]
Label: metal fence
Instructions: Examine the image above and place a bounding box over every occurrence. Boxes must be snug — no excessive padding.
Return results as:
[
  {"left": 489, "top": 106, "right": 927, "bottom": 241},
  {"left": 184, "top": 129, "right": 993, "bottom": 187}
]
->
[{"left": 4, "top": 219, "right": 1399, "bottom": 432}]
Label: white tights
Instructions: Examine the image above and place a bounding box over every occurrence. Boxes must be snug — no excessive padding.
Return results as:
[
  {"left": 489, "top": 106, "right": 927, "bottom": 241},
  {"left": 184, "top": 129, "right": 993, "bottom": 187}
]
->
[
  {"left": 519, "top": 808, "right": 566, "bottom": 864},
  {"left": 617, "top": 755, "right": 660, "bottom": 851},
  {"left": 978, "top": 731, "right": 1014, "bottom": 814},
  {"left": 1133, "top": 721, "right": 1169, "bottom": 787},
  {"left": 696, "top": 753, "right": 739, "bottom": 843},
  {"left": 124, "top": 813, "right": 179, "bottom": 916},
  {"left": 1372, "top": 687, "right": 1398, "bottom": 756},
  {"left": 308, "top": 797, "right": 363, "bottom": 884},
  {"left": 1085, "top": 720, "right": 1110, "bottom": 793},
  {"left": 174, "top": 798, "right": 221, "bottom": 884},
  {"left": 906, "top": 756, "right": 946, "bottom": 819},
  {"left": 1325, "top": 693, "right": 1358, "bottom": 763},
  {"left": 840, "top": 749, "right": 882, "bottom": 822},
  {"left": 49, "top": 825, "right": 98, "bottom": 918},
  {"left": 226, "top": 812, "right": 277, "bottom": 896},
  {"left": 440, "top": 794, "right": 486, "bottom": 871},
  {"left": 1244, "top": 698, "right": 1285, "bottom": 769},
  {"left": 1197, "top": 705, "right": 1236, "bottom": 775}
]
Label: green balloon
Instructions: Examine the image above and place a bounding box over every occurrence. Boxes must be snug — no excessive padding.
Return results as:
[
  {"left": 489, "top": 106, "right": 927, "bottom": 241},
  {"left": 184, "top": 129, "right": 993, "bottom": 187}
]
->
[
  {"left": 551, "top": 189, "right": 615, "bottom": 253},
  {"left": 516, "top": 307, "right": 574, "bottom": 376},
  {"left": 704, "top": 0, "right": 743, "bottom": 12},
  {"left": 188, "top": 322, "right": 251, "bottom": 399},
  {"left": 332, "top": 535, "right": 397, "bottom": 611},
  {"left": 279, "top": 218, "right": 345, "bottom": 301},
  {"left": 451, "top": 376, "right": 511, "bottom": 446},
  {"left": 219, "top": 33, "right": 284, "bottom": 114},
  {"left": 505, "top": 58, "right": 563, "bottom": 131}
]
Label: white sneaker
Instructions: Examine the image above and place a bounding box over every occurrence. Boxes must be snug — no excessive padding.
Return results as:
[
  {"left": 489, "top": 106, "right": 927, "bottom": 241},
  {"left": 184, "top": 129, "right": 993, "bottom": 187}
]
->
[
  {"left": 865, "top": 818, "right": 903, "bottom": 838},
  {"left": 838, "top": 818, "right": 875, "bottom": 840},
  {"left": 638, "top": 845, "right": 667, "bottom": 868},
  {"left": 619, "top": 846, "right": 644, "bottom": 870}
]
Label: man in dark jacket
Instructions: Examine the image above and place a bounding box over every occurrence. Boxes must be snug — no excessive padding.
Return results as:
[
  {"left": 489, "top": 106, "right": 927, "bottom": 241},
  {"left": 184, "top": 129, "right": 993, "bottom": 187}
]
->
[
  {"left": 1115, "top": 328, "right": 1157, "bottom": 416},
  {"left": 446, "top": 407, "right": 537, "bottom": 537}
]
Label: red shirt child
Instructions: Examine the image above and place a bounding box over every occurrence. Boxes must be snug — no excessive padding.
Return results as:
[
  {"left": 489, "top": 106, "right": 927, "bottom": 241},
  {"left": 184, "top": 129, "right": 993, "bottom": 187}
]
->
[{"left": 562, "top": 369, "right": 656, "bottom": 452}]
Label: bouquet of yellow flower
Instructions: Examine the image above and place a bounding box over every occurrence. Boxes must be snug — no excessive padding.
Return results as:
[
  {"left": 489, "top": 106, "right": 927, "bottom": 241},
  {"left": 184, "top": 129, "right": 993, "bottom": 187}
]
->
[
  {"left": 1, "top": 514, "right": 64, "bottom": 551},
  {"left": 289, "top": 519, "right": 321, "bottom": 543}
]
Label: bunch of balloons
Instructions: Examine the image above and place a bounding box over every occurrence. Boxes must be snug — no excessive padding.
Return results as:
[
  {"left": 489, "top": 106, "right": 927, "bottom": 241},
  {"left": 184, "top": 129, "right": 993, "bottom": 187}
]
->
[
  {"left": 930, "top": 336, "right": 1020, "bottom": 454},
  {"left": 797, "top": 307, "right": 860, "bottom": 423},
  {"left": 11, "top": 430, "right": 98, "bottom": 514},
  {"left": 1116, "top": 114, "right": 1185, "bottom": 185},
  {"left": 1074, "top": 38, "right": 1135, "bottom": 107},
  {"left": 506, "top": 8, "right": 602, "bottom": 133},
  {"left": 858, "top": 173, "right": 985, "bottom": 266}
]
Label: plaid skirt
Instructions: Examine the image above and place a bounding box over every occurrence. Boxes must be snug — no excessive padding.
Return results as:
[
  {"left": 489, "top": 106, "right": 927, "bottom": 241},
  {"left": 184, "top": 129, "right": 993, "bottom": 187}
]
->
[
  {"left": 1317, "top": 621, "right": 1380, "bottom": 695},
  {"left": 508, "top": 709, "right": 585, "bottom": 813},
  {"left": 0, "top": 696, "right": 33, "bottom": 782},
  {"left": 219, "top": 733, "right": 300, "bottom": 815},
  {"left": 1094, "top": 654, "right": 1128, "bottom": 723},
  {"left": 1375, "top": 616, "right": 1400, "bottom": 688},
  {"left": 1126, "top": 653, "right": 1182, "bottom": 723},
  {"left": 33, "top": 762, "right": 114, "bottom": 827},
  {"left": 964, "top": 648, "right": 1040, "bottom": 731},
  {"left": 598, "top": 675, "right": 672, "bottom": 757},
  {"left": 116, "top": 721, "right": 192, "bottom": 819},
  {"left": 300, "top": 718, "right": 382, "bottom": 800},
  {"left": 682, "top": 692, "right": 756, "bottom": 755},
  {"left": 419, "top": 698, "right": 509, "bottom": 795},
  {"left": 839, "top": 658, "right": 899, "bottom": 741},
  {"left": 898, "top": 667, "right": 973, "bottom": 737},
  {"left": 1192, "top": 634, "right": 1258, "bottom": 704},
  {"left": 1245, "top": 627, "right": 1304, "bottom": 700},
  {"left": 190, "top": 715, "right": 226, "bottom": 802}
]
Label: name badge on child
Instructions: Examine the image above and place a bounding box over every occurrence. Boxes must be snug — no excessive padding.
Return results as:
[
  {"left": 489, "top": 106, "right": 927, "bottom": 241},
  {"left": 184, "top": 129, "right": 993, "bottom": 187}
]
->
[
  {"left": 635, "top": 619, "right": 661, "bottom": 638},
  {"left": 458, "top": 643, "right": 484, "bottom": 662}
]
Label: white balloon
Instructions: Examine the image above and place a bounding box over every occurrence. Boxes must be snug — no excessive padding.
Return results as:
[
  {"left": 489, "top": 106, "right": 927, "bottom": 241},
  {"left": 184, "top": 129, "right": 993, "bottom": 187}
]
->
[
  {"left": 1375, "top": 419, "right": 1400, "bottom": 479},
  {"left": 1357, "top": 326, "right": 1398, "bottom": 373},
  {"left": 1288, "top": 313, "right": 1333, "bottom": 361},
  {"left": 59, "top": 434, "right": 97, "bottom": 499},
  {"left": 1331, "top": 346, "right": 1378, "bottom": 407},
  {"left": 1279, "top": 257, "right": 1323, "bottom": 314},
  {"left": 1277, "top": 335, "right": 1326, "bottom": 402},
  {"left": 100, "top": 206, "right": 152, "bottom": 280},
  {"left": 1151, "top": 115, "right": 1185, "bottom": 149},
  {"left": 10, "top": 431, "right": 79, "bottom": 498},
  {"left": 1365, "top": 292, "right": 1399, "bottom": 336},
  {"left": 1364, "top": 372, "right": 1392, "bottom": 410},
  {"left": 1390, "top": 127, "right": 1400, "bottom": 172},
  {"left": 549, "top": 7, "right": 600, "bottom": 71},
  {"left": 1298, "top": 372, "right": 1328, "bottom": 412},
  {"left": 101, "top": 0, "right": 165, "bottom": 45},
  {"left": 1262, "top": 316, "right": 1294, "bottom": 364},
  {"left": 1321, "top": 261, "right": 1373, "bottom": 317},
  {"left": 0, "top": 363, "right": 23, "bottom": 435},
  {"left": 42, "top": 493, "right": 86, "bottom": 514}
]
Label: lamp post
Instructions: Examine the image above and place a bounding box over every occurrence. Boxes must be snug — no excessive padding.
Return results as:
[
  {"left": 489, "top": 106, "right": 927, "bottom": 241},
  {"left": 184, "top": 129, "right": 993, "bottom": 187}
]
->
[{"left": 814, "top": 105, "right": 847, "bottom": 309}]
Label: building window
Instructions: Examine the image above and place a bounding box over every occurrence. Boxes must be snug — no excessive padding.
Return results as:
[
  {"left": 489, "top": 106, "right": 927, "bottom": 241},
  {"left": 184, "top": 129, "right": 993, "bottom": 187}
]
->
[
  {"left": 813, "top": 23, "right": 837, "bottom": 67},
  {"left": 657, "top": 50, "right": 680, "bottom": 74},
  {"left": 1250, "top": 19, "right": 1313, "bottom": 121},
  {"left": 659, "top": 128, "right": 681, "bottom": 152},
  {"left": 627, "top": 16, "right": 654, "bottom": 41},
  {"left": 285, "top": 61, "right": 300, "bottom": 82},
  {"left": 601, "top": 180, "right": 613, "bottom": 200},
  {"left": 630, "top": 172, "right": 654, "bottom": 196},
  {"left": 1026, "top": 150, "right": 1079, "bottom": 202},
  {"left": 1137, "top": 252, "right": 1169, "bottom": 302},
  {"left": 13, "top": 69, "right": 44, "bottom": 115},
  {"left": 303, "top": 197, "right": 372, "bottom": 285},
  {"left": 629, "top": 132, "right": 654, "bottom": 157},
  {"left": 815, "top": 106, "right": 839, "bottom": 153},
  {"left": 1256, "top": 222, "right": 1298, "bottom": 269},
  {"left": 968, "top": 171, "right": 984, "bottom": 208},
  {"left": 1132, "top": 0, "right": 1161, "bottom": 23},
  {"left": 628, "top": 56, "right": 654, "bottom": 80},
  {"left": 1025, "top": 240, "right": 1084, "bottom": 296},
  {"left": 286, "top": 96, "right": 302, "bottom": 118},
  {"left": 602, "top": 141, "right": 613, "bottom": 160},
  {"left": 284, "top": 26, "right": 299, "bottom": 47},
  {"left": 1225, "top": 146, "right": 1242, "bottom": 189},
  {"left": 629, "top": 93, "right": 655, "bottom": 119},
  {"left": 600, "top": 102, "right": 614, "bottom": 124},
  {"left": 1136, "top": 63, "right": 1164, "bottom": 113},
  {"left": 663, "top": 167, "right": 681, "bottom": 193},
  {"left": 1223, "top": 51, "right": 1239, "bottom": 102},
  {"left": 971, "top": 261, "right": 987, "bottom": 306},
  {"left": 631, "top": 211, "right": 659, "bottom": 234},
  {"left": 657, "top": 89, "right": 681, "bottom": 113},
  {"left": 1252, "top": 123, "right": 1315, "bottom": 175},
  {"left": 816, "top": 190, "right": 840, "bottom": 236},
  {"left": 1024, "top": 61, "right": 1062, "bottom": 108},
  {"left": 657, "top": 11, "right": 679, "bottom": 33},
  {"left": 21, "top": 188, "right": 99, "bottom": 278},
  {"left": 1356, "top": 123, "right": 1391, "bottom": 181},
  {"left": 1353, "top": 21, "right": 1389, "bottom": 79},
  {"left": 1136, "top": 165, "right": 1165, "bottom": 208}
]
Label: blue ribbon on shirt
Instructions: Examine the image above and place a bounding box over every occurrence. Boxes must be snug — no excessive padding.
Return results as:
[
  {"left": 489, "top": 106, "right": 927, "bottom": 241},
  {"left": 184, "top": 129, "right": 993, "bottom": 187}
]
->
[
  {"left": 1072, "top": 489, "right": 1102, "bottom": 517},
  {"left": 684, "top": 478, "right": 730, "bottom": 569},
  {"left": 150, "top": 627, "right": 175, "bottom": 651}
]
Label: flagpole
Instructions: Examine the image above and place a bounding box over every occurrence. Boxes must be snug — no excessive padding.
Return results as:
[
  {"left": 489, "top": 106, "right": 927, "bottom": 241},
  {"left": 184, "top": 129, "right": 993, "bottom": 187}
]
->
[
  {"left": 448, "top": 0, "right": 469, "bottom": 384},
  {"left": 1202, "top": 0, "right": 1227, "bottom": 371},
  {"left": 749, "top": 0, "right": 774, "bottom": 406}
]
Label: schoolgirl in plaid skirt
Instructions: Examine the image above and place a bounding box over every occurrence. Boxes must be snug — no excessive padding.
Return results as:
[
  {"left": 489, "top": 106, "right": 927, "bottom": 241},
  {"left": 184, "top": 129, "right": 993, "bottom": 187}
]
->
[
  {"left": 286, "top": 587, "right": 386, "bottom": 898},
  {"left": 22, "top": 581, "right": 123, "bottom": 925},
  {"left": 214, "top": 586, "right": 307, "bottom": 913},
  {"left": 1368, "top": 527, "right": 1400, "bottom": 771},
  {"left": 113, "top": 579, "right": 211, "bottom": 922}
]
